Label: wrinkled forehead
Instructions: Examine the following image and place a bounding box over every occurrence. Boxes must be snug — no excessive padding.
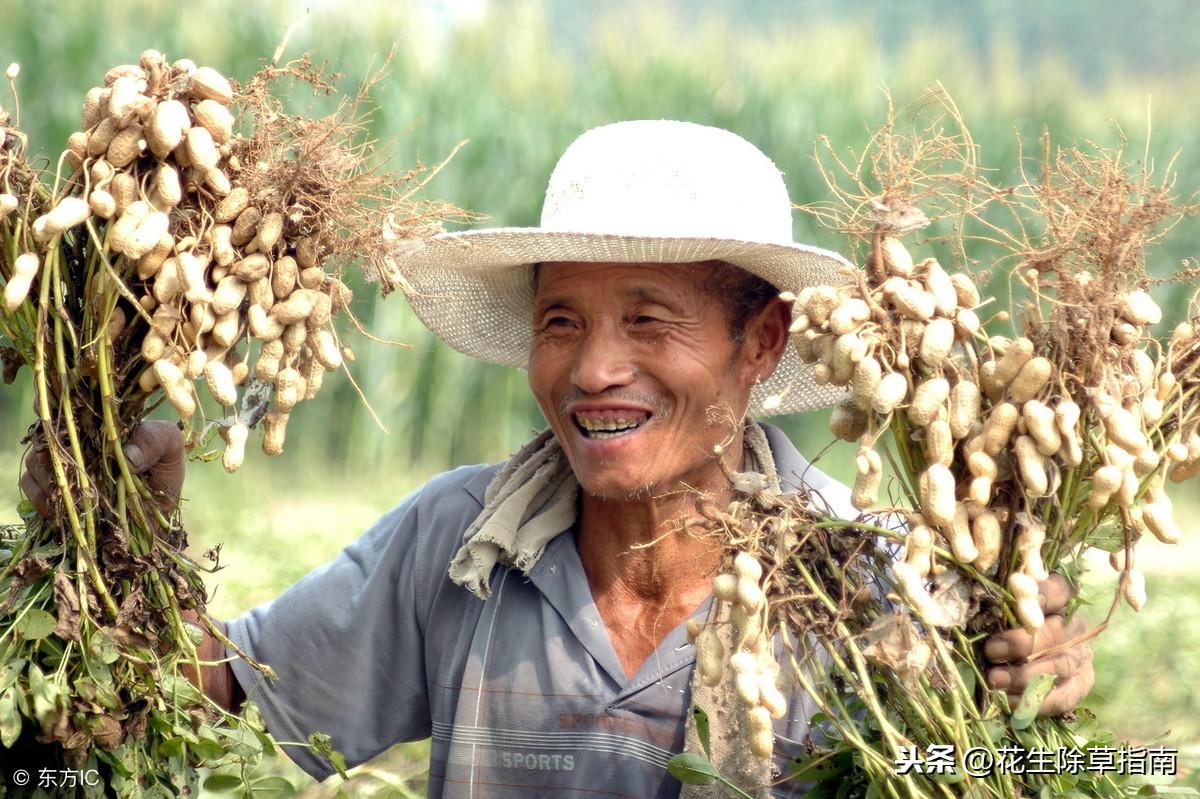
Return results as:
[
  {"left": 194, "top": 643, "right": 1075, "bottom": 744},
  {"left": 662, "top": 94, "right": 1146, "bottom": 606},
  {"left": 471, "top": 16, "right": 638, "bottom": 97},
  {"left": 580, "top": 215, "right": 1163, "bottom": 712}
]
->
[{"left": 530, "top": 260, "right": 719, "bottom": 295}]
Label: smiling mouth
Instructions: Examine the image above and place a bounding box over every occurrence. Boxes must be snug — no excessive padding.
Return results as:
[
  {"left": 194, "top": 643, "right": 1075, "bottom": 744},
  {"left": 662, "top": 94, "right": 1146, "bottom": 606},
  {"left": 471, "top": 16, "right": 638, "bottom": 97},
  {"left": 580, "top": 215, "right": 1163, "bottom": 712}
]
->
[{"left": 573, "top": 412, "right": 651, "bottom": 440}]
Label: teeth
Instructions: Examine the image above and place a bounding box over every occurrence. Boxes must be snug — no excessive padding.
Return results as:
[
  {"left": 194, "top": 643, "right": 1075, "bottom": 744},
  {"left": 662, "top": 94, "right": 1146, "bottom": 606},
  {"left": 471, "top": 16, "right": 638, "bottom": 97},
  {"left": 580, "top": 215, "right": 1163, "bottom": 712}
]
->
[{"left": 574, "top": 413, "right": 646, "bottom": 436}]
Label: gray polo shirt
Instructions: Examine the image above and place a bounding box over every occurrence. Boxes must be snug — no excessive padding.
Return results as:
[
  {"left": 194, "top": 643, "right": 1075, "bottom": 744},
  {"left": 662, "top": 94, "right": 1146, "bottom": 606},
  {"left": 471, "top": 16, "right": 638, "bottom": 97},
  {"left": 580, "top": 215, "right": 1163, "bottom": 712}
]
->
[{"left": 226, "top": 424, "right": 856, "bottom": 798}]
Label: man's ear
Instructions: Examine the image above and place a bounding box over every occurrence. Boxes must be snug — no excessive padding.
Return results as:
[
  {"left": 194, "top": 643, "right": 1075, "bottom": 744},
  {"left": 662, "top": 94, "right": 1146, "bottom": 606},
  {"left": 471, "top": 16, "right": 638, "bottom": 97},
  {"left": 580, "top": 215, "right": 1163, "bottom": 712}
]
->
[{"left": 739, "top": 297, "right": 791, "bottom": 385}]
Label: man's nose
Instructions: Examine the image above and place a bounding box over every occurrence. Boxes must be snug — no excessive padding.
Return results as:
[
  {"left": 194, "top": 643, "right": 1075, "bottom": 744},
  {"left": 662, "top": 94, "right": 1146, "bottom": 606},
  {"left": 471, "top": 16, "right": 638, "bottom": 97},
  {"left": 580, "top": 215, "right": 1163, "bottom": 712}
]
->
[{"left": 570, "top": 326, "right": 637, "bottom": 394}]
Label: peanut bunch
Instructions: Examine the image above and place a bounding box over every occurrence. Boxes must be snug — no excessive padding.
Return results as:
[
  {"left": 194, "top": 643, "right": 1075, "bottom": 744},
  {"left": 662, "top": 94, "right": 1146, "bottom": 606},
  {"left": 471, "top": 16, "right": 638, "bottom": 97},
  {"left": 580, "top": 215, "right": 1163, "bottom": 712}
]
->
[
  {"left": 790, "top": 234, "right": 1196, "bottom": 631},
  {"left": 689, "top": 551, "right": 788, "bottom": 759},
  {"left": 7, "top": 49, "right": 356, "bottom": 469},
  {"left": 0, "top": 50, "right": 441, "bottom": 787}
]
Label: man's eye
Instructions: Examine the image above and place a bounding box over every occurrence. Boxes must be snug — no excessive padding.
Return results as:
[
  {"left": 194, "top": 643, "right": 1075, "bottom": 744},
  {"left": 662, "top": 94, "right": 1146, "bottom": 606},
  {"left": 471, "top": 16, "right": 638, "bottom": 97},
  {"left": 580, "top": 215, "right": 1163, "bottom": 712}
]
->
[
  {"left": 634, "top": 316, "right": 662, "bottom": 325},
  {"left": 545, "top": 316, "right": 574, "bottom": 329}
]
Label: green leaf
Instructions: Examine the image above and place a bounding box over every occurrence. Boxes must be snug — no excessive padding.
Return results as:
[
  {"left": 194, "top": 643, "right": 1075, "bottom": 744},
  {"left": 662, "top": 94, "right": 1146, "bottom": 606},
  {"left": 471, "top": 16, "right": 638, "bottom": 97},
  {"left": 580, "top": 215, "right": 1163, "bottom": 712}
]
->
[
  {"left": 1084, "top": 518, "right": 1124, "bottom": 552},
  {"left": 981, "top": 718, "right": 1006, "bottom": 743},
  {"left": 75, "top": 676, "right": 98, "bottom": 702},
  {"left": 1013, "top": 727, "right": 1041, "bottom": 750},
  {"left": 1010, "top": 672, "right": 1057, "bottom": 730},
  {"left": 217, "top": 724, "right": 264, "bottom": 758},
  {"left": 89, "top": 661, "right": 114, "bottom": 688},
  {"left": 0, "top": 688, "right": 21, "bottom": 747},
  {"left": 242, "top": 701, "right": 264, "bottom": 727},
  {"left": 0, "top": 659, "right": 25, "bottom": 693},
  {"left": 203, "top": 774, "right": 244, "bottom": 792},
  {"left": 1068, "top": 707, "right": 1099, "bottom": 739},
  {"left": 30, "top": 672, "right": 62, "bottom": 723},
  {"left": 89, "top": 631, "right": 119, "bottom": 664},
  {"left": 172, "top": 723, "right": 200, "bottom": 744},
  {"left": 16, "top": 608, "right": 56, "bottom": 640},
  {"left": 82, "top": 754, "right": 107, "bottom": 799},
  {"left": 92, "top": 681, "right": 121, "bottom": 711},
  {"left": 692, "top": 705, "right": 711, "bottom": 759},
  {"left": 252, "top": 724, "right": 277, "bottom": 758},
  {"left": 190, "top": 737, "right": 227, "bottom": 762},
  {"left": 327, "top": 750, "right": 348, "bottom": 779},
  {"left": 250, "top": 776, "right": 296, "bottom": 798},
  {"left": 161, "top": 674, "right": 205, "bottom": 706},
  {"left": 158, "top": 737, "right": 185, "bottom": 759},
  {"left": 183, "top": 622, "right": 204, "bottom": 646},
  {"left": 17, "top": 499, "right": 39, "bottom": 528},
  {"left": 667, "top": 752, "right": 719, "bottom": 785},
  {"left": 955, "top": 660, "right": 977, "bottom": 695}
]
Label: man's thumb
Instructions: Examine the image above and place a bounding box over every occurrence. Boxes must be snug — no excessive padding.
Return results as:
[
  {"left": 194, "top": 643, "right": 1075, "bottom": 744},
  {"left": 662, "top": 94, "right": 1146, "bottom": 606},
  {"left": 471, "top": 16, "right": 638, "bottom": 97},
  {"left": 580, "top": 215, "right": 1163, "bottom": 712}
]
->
[{"left": 124, "top": 441, "right": 148, "bottom": 472}]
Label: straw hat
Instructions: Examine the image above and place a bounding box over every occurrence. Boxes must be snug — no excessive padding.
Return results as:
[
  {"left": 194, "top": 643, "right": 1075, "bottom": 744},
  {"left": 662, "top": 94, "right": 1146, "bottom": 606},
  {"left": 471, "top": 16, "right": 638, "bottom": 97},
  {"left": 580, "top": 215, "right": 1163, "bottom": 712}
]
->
[{"left": 391, "top": 119, "right": 853, "bottom": 415}]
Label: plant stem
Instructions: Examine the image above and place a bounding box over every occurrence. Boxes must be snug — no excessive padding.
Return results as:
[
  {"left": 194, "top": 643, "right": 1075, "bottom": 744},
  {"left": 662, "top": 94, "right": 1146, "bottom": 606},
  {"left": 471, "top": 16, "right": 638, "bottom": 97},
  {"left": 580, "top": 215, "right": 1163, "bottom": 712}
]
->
[
  {"left": 50, "top": 265, "right": 96, "bottom": 553},
  {"left": 193, "top": 610, "right": 277, "bottom": 679},
  {"left": 33, "top": 243, "right": 118, "bottom": 619}
]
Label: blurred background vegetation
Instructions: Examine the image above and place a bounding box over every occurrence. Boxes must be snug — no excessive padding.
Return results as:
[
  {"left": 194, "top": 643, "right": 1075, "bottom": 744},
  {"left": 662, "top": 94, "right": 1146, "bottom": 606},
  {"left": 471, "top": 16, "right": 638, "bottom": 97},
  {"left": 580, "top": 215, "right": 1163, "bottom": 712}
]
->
[{"left": 1, "top": 0, "right": 1198, "bottom": 794}]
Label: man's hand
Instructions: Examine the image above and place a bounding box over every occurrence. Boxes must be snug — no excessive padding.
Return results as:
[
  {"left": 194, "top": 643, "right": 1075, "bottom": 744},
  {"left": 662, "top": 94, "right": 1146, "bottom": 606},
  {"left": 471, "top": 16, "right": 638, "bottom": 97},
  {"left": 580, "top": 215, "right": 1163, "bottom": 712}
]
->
[
  {"left": 21, "top": 420, "right": 186, "bottom": 518},
  {"left": 984, "top": 574, "right": 1094, "bottom": 718},
  {"left": 179, "top": 608, "right": 245, "bottom": 714}
]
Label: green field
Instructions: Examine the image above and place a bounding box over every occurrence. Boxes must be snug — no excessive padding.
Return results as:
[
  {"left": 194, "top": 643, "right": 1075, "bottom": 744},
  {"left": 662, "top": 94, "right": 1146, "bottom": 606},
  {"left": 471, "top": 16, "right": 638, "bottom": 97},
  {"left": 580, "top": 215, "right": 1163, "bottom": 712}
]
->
[{"left": 1, "top": 0, "right": 1198, "bottom": 794}]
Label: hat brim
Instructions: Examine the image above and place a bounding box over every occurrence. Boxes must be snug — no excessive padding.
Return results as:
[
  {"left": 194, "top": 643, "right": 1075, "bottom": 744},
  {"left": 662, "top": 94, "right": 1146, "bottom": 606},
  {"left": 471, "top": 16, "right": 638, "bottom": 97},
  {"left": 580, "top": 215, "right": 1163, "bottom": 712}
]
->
[{"left": 391, "top": 228, "right": 853, "bottom": 415}]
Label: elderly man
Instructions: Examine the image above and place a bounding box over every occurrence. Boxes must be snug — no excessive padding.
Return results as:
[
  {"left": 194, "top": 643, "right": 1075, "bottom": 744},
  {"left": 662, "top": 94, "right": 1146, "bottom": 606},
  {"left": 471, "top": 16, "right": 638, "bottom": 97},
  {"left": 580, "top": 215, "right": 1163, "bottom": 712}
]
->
[{"left": 23, "top": 121, "right": 1093, "bottom": 797}]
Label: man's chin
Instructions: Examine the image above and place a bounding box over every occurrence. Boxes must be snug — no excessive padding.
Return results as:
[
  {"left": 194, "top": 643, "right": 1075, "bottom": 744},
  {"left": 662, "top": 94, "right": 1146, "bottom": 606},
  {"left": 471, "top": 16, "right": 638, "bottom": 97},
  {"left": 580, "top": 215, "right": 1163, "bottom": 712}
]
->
[{"left": 576, "top": 473, "right": 659, "bottom": 503}]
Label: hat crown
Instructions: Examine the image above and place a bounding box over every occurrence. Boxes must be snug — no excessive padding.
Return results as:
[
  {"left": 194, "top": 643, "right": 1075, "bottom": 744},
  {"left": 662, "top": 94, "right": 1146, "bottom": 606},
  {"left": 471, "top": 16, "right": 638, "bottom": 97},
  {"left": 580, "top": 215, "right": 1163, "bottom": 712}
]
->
[{"left": 539, "top": 120, "right": 795, "bottom": 245}]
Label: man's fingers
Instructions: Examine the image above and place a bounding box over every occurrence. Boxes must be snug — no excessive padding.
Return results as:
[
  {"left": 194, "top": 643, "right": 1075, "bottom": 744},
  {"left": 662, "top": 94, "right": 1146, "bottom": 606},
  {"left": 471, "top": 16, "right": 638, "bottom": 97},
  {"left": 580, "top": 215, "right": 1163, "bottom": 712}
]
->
[
  {"left": 123, "top": 420, "right": 184, "bottom": 474},
  {"left": 20, "top": 448, "right": 55, "bottom": 519},
  {"left": 987, "top": 648, "right": 1080, "bottom": 693},
  {"left": 1038, "top": 573, "right": 1073, "bottom": 615},
  {"left": 1033, "top": 660, "right": 1095, "bottom": 718},
  {"left": 985, "top": 628, "right": 1033, "bottom": 663},
  {"left": 1060, "top": 612, "right": 1089, "bottom": 642},
  {"left": 18, "top": 468, "right": 49, "bottom": 519},
  {"left": 23, "top": 448, "right": 53, "bottom": 491},
  {"left": 122, "top": 420, "right": 186, "bottom": 511},
  {"left": 984, "top": 614, "right": 1070, "bottom": 663}
]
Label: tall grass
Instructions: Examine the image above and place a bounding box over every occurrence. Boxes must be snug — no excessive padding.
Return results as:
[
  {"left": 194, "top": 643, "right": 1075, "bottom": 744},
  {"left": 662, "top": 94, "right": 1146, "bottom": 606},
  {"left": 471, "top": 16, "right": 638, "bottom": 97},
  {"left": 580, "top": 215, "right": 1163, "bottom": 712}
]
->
[
  {"left": 1, "top": 1, "right": 1198, "bottom": 791},
  {"left": 1, "top": 0, "right": 1197, "bottom": 473}
]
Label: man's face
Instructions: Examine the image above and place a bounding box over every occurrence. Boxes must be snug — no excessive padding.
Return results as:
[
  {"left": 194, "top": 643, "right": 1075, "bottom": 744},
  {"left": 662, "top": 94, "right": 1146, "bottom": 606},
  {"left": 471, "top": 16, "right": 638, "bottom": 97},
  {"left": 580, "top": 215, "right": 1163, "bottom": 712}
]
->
[{"left": 528, "top": 261, "right": 764, "bottom": 500}]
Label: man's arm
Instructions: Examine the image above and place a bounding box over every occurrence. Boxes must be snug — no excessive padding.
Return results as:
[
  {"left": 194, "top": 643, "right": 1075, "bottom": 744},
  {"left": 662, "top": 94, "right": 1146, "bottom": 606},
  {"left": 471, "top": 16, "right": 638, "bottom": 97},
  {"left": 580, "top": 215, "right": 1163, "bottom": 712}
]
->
[{"left": 179, "top": 608, "right": 246, "bottom": 714}]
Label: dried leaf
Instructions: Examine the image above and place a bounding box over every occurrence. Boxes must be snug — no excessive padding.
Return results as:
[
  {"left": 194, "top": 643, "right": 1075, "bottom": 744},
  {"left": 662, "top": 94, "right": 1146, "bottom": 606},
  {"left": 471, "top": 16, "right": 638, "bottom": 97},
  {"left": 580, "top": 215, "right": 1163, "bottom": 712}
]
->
[
  {"left": 53, "top": 569, "right": 82, "bottom": 641},
  {"left": 89, "top": 714, "right": 124, "bottom": 749},
  {"left": 862, "top": 613, "right": 932, "bottom": 685},
  {"left": 927, "top": 570, "right": 972, "bottom": 627}
]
